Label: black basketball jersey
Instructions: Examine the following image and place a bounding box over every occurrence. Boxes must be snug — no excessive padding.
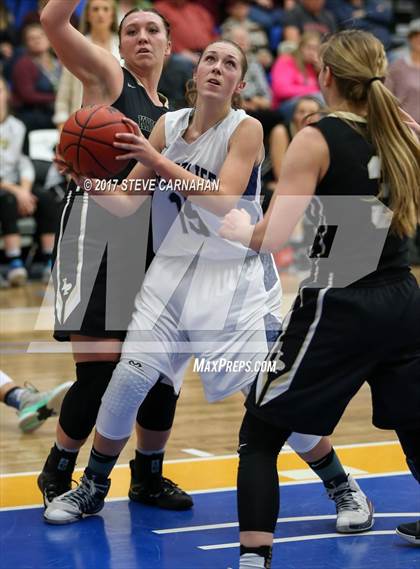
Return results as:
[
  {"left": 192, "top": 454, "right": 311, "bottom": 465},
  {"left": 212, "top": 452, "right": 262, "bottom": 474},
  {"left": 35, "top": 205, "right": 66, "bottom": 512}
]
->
[
  {"left": 66, "top": 67, "right": 167, "bottom": 194},
  {"left": 303, "top": 115, "right": 410, "bottom": 288}
]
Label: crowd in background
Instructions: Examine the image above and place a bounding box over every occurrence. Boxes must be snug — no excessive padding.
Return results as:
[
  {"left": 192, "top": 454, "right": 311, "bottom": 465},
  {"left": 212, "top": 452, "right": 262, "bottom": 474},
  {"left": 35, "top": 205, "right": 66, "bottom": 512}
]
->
[{"left": 0, "top": 0, "right": 419, "bottom": 285}]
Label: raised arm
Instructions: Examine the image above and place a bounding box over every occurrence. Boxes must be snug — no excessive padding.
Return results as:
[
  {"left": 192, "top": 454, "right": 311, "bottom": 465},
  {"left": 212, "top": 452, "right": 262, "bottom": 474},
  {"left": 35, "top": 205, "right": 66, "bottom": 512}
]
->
[
  {"left": 41, "top": 0, "right": 122, "bottom": 102},
  {"left": 220, "top": 126, "right": 329, "bottom": 251}
]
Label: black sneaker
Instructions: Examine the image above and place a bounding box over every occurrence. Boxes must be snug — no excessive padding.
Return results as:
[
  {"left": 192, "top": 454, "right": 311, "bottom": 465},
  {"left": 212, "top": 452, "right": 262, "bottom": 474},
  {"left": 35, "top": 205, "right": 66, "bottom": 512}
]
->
[
  {"left": 38, "top": 469, "right": 72, "bottom": 507},
  {"left": 396, "top": 520, "right": 420, "bottom": 545},
  {"left": 128, "top": 459, "right": 193, "bottom": 510},
  {"left": 43, "top": 473, "right": 111, "bottom": 524}
]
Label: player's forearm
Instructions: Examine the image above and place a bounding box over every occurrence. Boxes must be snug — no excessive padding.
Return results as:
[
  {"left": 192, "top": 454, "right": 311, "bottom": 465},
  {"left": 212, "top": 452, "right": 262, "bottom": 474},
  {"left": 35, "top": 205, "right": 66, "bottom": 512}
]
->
[
  {"left": 41, "top": 0, "right": 79, "bottom": 28},
  {"left": 153, "top": 155, "right": 240, "bottom": 216}
]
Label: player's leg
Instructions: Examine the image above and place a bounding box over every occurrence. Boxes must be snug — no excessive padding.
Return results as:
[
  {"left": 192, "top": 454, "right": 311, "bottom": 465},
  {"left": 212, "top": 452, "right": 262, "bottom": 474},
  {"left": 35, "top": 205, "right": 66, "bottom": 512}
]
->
[
  {"left": 43, "top": 356, "right": 166, "bottom": 524},
  {"left": 38, "top": 339, "right": 121, "bottom": 506},
  {"left": 131, "top": 378, "right": 193, "bottom": 510},
  {"left": 395, "top": 427, "right": 420, "bottom": 545},
  {"left": 0, "top": 369, "right": 72, "bottom": 433},
  {"left": 288, "top": 433, "right": 374, "bottom": 533},
  {"left": 238, "top": 411, "right": 290, "bottom": 568}
]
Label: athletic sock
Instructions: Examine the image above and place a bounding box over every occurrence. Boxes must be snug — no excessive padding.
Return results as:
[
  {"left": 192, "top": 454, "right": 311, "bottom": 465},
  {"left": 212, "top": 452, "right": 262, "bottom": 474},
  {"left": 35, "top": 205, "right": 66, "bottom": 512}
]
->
[
  {"left": 86, "top": 447, "right": 119, "bottom": 483},
  {"left": 45, "top": 443, "right": 78, "bottom": 475},
  {"left": 307, "top": 448, "right": 347, "bottom": 489},
  {"left": 239, "top": 546, "right": 272, "bottom": 568},
  {"left": 4, "top": 387, "right": 25, "bottom": 410},
  {"left": 134, "top": 449, "right": 164, "bottom": 489}
]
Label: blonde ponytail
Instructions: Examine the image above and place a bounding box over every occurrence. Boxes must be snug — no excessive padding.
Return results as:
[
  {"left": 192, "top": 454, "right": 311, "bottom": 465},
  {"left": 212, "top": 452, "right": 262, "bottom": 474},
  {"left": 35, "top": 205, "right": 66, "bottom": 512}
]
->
[{"left": 320, "top": 30, "right": 420, "bottom": 237}]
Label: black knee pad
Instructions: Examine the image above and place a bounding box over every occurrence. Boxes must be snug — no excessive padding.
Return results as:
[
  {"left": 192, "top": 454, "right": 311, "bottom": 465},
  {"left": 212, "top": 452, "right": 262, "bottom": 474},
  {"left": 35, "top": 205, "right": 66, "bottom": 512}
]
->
[
  {"left": 59, "top": 361, "right": 117, "bottom": 440},
  {"left": 239, "top": 411, "right": 290, "bottom": 456},
  {"left": 136, "top": 379, "right": 179, "bottom": 431},
  {"left": 237, "top": 412, "right": 290, "bottom": 533}
]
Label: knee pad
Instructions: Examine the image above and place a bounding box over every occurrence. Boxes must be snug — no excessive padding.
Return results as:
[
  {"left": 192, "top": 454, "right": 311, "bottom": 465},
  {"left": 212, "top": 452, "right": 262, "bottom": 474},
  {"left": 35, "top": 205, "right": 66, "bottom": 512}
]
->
[
  {"left": 59, "top": 361, "right": 116, "bottom": 440},
  {"left": 136, "top": 379, "right": 179, "bottom": 431},
  {"left": 238, "top": 411, "right": 290, "bottom": 457},
  {"left": 287, "top": 432, "right": 322, "bottom": 454},
  {"left": 97, "top": 358, "right": 161, "bottom": 440}
]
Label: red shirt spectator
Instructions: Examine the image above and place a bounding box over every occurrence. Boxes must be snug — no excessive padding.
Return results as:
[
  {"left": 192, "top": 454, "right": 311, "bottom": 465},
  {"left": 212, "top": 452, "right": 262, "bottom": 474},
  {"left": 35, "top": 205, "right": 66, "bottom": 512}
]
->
[{"left": 154, "top": 0, "right": 217, "bottom": 62}]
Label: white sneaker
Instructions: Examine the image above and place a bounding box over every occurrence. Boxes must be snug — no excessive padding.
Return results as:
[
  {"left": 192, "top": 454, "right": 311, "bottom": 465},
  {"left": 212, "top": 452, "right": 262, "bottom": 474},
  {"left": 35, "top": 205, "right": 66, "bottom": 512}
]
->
[
  {"left": 327, "top": 474, "right": 374, "bottom": 533},
  {"left": 44, "top": 473, "right": 110, "bottom": 525},
  {"left": 18, "top": 381, "right": 73, "bottom": 433},
  {"left": 7, "top": 262, "right": 27, "bottom": 286}
]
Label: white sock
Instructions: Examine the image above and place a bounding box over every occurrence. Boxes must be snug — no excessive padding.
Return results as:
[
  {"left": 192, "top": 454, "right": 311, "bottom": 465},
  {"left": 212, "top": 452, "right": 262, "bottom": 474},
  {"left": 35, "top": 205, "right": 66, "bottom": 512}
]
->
[
  {"left": 239, "top": 553, "right": 266, "bottom": 568},
  {"left": 136, "top": 448, "right": 165, "bottom": 456}
]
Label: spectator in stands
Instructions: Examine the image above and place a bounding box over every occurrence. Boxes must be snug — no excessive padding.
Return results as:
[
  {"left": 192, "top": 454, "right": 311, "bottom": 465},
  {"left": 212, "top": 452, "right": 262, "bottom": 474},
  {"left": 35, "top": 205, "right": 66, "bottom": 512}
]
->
[
  {"left": 20, "top": 0, "right": 80, "bottom": 34},
  {"left": 271, "top": 30, "right": 322, "bottom": 118},
  {"left": 53, "top": 0, "right": 119, "bottom": 129},
  {"left": 270, "top": 94, "right": 323, "bottom": 180},
  {"left": 154, "top": 0, "right": 217, "bottom": 65},
  {"left": 0, "top": 75, "right": 59, "bottom": 285},
  {"left": 386, "top": 18, "right": 420, "bottom": 266},
  {"left": 283, "top": 0, "right": 337, "bottom": 43},
  {"left": 386, "top": 18, "right": 420, "bottom": 124},
  {"left": 0, "top": 0, "right": 17, "bottom": 80},
  {"left": 227, "top": 25, "right": 283, "bottom": 142},
  {"left": 116, "top": 0, "right": 153, "bottom": 24},
  {"left": 158, "top": 54, "right": 193, "bottom": 110},
  {"left": 221, "top": 0, "right": 272, "bottom": 68},
  {"left": 11, "top": 22, "right": 60, "bottom": 135},
  {"left": 327, "top": 1, "right": 393, "bottom": 50}
]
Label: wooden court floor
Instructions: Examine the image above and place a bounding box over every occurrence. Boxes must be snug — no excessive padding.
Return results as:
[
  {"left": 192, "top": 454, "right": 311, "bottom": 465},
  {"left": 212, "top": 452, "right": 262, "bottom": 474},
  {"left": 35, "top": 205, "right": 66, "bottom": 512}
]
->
[{"left": 1, "top": 268, "right": 419, "bottom": 475}]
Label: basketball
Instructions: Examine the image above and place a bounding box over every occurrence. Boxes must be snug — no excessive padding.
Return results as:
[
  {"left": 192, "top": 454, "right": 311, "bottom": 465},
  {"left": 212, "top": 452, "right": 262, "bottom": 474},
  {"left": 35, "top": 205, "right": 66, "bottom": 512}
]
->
[{"left": 58, "top": 104, "right": 137, "bottom": 179}]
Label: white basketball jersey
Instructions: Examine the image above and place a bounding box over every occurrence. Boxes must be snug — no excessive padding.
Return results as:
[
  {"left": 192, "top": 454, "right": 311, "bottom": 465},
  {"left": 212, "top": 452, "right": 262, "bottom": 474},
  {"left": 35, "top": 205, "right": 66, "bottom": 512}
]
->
[{"left": 152, "top": 107, "right": 262, "bottom": 260}]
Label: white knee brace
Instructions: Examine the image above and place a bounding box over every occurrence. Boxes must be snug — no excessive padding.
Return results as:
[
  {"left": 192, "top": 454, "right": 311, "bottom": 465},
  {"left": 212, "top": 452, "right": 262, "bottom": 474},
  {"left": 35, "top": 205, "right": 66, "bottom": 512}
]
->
[
  {"left": 287, "top": 432, "right": 322, "bottom": 454},
  {"left": 96, "top": 358, "right": 161, "bottom": 440}
]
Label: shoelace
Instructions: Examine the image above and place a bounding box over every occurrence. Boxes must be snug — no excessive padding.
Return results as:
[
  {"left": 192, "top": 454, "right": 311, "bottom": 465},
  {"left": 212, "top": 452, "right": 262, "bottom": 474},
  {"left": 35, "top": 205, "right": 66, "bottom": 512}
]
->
[
  {"left": 161, "top": 477, "right": 183, "bottom": 496},
  {"left": 23, "top": 382, "right": 39, "bottom": 395},
  {"left": 59, "top": 476, "right": 104, "bottom": 511},
  {"left": 333, "top": 489, "right": 361, "bottom": 512}
]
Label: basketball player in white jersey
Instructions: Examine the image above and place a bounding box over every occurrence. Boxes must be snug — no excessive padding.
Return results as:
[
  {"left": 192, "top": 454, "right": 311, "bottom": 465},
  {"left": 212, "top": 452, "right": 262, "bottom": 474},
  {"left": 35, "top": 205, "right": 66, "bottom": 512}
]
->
[{"left": 45, "top": 40, "right": 372, "bottom": 530}]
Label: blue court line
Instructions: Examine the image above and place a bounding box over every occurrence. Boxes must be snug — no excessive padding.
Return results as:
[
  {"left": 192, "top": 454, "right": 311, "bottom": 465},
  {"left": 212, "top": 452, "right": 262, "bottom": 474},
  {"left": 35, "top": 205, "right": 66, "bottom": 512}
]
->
[{"left": 1, "top": 474, "right": 419, "bottom": 569}]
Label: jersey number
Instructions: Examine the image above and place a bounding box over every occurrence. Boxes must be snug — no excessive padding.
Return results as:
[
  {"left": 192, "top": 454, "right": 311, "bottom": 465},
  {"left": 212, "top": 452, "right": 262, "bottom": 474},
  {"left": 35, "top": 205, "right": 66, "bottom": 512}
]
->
[{"left": 169, "top": 193, "right": 210, "bottom": 237}]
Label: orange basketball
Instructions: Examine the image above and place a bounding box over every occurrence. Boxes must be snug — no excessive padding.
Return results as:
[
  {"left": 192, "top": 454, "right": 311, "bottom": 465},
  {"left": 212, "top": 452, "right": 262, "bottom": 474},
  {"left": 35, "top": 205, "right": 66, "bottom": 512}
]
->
[{"left": 58, "top": 105, "right": 137, "bottom": 179}]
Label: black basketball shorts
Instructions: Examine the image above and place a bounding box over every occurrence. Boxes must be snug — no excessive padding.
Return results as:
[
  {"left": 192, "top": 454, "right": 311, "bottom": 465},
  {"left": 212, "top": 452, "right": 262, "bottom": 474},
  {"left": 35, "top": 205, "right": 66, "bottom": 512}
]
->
[
  {"left": 246, "top": 274, "right": 420, "bottom": 434},
  {"left": 52, "top": 191, "right": 153, "bottom": 341}
]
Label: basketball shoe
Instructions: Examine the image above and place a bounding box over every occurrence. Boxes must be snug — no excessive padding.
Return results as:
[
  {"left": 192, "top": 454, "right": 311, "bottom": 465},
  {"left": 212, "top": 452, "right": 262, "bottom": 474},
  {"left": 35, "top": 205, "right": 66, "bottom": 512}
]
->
[
  {"left": 128, "top": 459, "right": 193, "bottom": 510},
  {"left": 18, "top": 381, "right": 73, "bottom": 433},
  {"left": 327, "top": 474, "right": 374, "bottom": 533},
  {"left": 396, "top": 521, "right": 420, "bottom": 545},
  {"left": 44, "top": 472, "right": 110, "bottom": 524}
]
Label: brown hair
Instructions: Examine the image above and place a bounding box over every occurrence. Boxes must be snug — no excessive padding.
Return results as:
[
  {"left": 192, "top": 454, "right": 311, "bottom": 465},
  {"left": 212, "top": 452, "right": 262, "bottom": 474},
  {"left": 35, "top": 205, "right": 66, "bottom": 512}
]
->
[
  {"left": 118, "top": 8, "right": 171, "bottom": 43},
  {"left": 320, "top": 30, "right": 420, "bottom": 237},
  {"left": 185, "top": 40, "right": 248, "bottom": 109},
  {"left": 79, "top": 0, "right": 119, "bottom": 35}
]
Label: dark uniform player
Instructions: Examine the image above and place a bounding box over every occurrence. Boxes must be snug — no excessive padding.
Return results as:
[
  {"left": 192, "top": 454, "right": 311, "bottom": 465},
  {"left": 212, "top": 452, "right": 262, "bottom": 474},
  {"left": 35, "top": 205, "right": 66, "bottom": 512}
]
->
[
  {"left": 38, "top": 1, "right": 192, "bottom": 511},
  {"left": 220, "top": 30, "right": 420, "bottom": 567}
]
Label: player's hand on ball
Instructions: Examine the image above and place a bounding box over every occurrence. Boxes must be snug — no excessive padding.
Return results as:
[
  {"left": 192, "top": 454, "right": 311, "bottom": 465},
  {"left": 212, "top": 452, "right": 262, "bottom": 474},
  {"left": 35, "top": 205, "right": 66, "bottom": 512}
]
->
[
  {"left": 54, "top": 151, "right": 93, "bottom": 191},
  {"left": 219, "top": 208, "right": 254, "bottom": 245},
  {"left": 114, "top": 117, "right": 160, "bottom": 167}
]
